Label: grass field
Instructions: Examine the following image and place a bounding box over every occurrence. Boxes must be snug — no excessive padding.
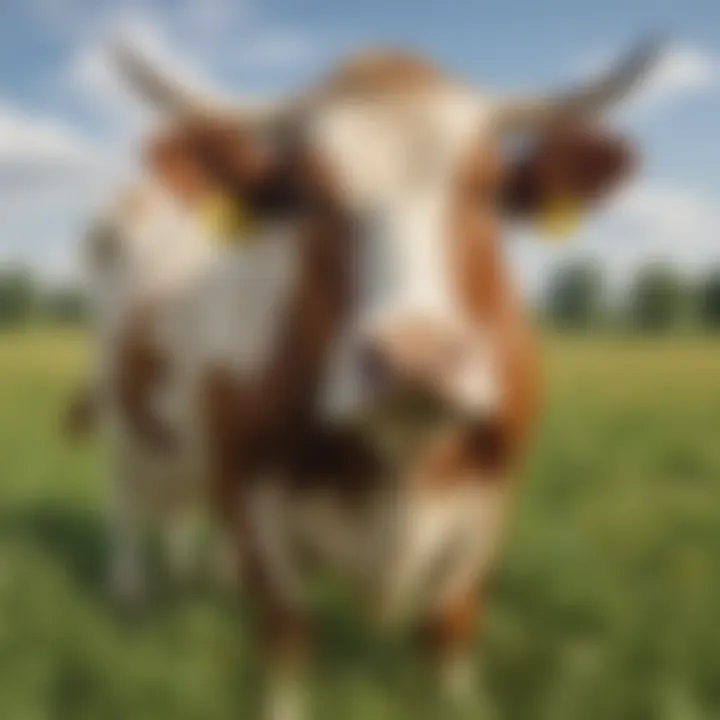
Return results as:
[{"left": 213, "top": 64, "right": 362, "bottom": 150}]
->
[{"left": 1, "top": 329, "right": 720, "bottom": 719}]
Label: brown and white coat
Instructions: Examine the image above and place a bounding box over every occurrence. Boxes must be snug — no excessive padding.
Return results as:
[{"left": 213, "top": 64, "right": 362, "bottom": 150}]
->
[{"left": 72, "top": 41, "right": 657, "bottom": 718}]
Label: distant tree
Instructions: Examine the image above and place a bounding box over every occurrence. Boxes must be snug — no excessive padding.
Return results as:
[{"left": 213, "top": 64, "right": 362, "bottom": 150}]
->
[
  {"left": 628, "top": 263, "right": 686, "bottom": 332},
  {"left": 696, "top": 268, "right": 720, "bottom": 330},
  {"left": 40, "top": 286, "right": 87, "bottom": 325},
  {"left": 544, "top": 261, "right": 604, "bottom": 330},
  {"left": 0, "top": 266, "right": 38, "bottom": 328}
]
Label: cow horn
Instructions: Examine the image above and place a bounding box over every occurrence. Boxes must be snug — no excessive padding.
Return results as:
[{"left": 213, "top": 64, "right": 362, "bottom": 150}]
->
[
  {"left": 111, "top": 40, "right": 285, "bottom": 123},
  {"left": 496, "top": 37, "right": 666, "bottom": 131}
]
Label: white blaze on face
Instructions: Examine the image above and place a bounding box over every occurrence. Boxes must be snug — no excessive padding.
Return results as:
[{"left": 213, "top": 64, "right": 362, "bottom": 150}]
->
[{"left": 311, "top": 90, "right": 499, "bottom": 417}]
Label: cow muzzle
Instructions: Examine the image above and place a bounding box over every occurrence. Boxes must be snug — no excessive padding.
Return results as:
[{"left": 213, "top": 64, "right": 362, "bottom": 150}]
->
[{"left": 358, "top": 316, "right": 500, "bottom": 424}]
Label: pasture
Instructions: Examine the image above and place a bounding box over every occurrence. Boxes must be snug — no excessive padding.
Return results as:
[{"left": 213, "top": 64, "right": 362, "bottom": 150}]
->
[{"left": 1, "top": 329, "right": 719, "bottom": 719}]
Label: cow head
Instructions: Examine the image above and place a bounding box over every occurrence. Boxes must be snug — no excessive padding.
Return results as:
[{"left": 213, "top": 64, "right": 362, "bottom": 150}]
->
[{"left": 115, "top": 41, "right": 658, "bottom": 439}]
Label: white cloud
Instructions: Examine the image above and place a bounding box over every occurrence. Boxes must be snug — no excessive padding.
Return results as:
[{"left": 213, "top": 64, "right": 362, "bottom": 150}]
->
[
  {"left": 0, "top": 103, "right": 96, "bottom": 165},
  {"left": 627, "top": 45, "right": 719, "bottom": 113},
  {"left": 66, "top": 6, "right": 316, "bottom": 129},
  {"left": 510, "top": 180, "right": 720, "bottom": 299},
  {"left": 17, "top": 1, "right": 318, "bottom": 283},
  {"left": 0, "top": 162, "right": 120, "bottom": 282},
  {"left": 0, "top": 99, "right": 123, "bottom": 280},
  {"left": 598, "top": 182, "right": 720, "bottom": 283},
  {"left": 576, "top": 43, "right": 719, "bottom": 120},
  {"left": 611, "top": 182, "right": 717, "bottom": 244}
]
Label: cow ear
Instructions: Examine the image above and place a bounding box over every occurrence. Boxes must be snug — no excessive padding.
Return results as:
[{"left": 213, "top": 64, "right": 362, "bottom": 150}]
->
[
  {"left": 144, "top": 120, "right": 274, "bottom": 203},
  {"left": 143, "top": 120, "right": 306, "bottom": 219},
  {"left": 143, "top": 125, "right": 212, "bottom": 202},
  {"left": 501, "top": 124, "right": 636, "bottom": 226}
]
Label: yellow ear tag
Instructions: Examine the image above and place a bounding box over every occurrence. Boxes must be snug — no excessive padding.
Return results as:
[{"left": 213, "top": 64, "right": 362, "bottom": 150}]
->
[
  {"left": 198, "top": 194, "right": 255, "bottom": 246},
  {"left": 537, "top": 196, "right": 581, "bottom": 241}
]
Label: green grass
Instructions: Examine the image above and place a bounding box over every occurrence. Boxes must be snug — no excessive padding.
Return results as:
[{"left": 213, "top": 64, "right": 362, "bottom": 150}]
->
[{"left": 1, "top": 328, "right": 720, "bottom": 719}]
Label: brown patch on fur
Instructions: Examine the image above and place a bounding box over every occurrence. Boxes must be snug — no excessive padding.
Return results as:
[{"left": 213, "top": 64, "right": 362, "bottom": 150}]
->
[
  {"left": 275, "top": 423, "right": 386, "bottom": 510},
  {"left": 316, "top": 49, "right": 450, "bottom": 99},
  {"left": 502, "top": 123, "right": 636, "bottom": 217},
  {"left": 199, "top": 365, "right": 265, "bottom": 527},
  {"left": 446, "top": 137, "right": 541, "bottom": 478},
  {"left": 144, "top": 124, "right": 218, "bottom": 203},
  {"left": 114, "top": 302, "right": 176, "bottom": 451},
  {"left": 437, "top": 125, "right": 633, "bottom": 478},
  {"left": 259, "top": 602, "right": 309, "bottom": 669},
  {"left": 421, "top": 586, "right": 480, "bottom": 659},
  {"left": 420, "top": 418, "right": 516, "bottom": 487},
  {"left": 198, "top": 148, "right": 358, "bottom": 522}
]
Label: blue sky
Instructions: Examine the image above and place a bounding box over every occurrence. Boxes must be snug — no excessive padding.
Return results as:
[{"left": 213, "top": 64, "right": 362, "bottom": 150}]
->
[{"left": 1, "top": 0, "right": 719, "bottom": 294}]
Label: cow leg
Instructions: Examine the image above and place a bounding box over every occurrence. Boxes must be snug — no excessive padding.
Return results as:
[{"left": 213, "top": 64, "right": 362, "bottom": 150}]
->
[
  {"left": 242, "top": 480, "right": 310, "bottom": 720},
  {"left": 244, "top": 541, "right": 309, "bottom": 720},
  {"left": 258, "top": 604, "right": 309, "bottom": 720},
  {"left": 108, "top": 455, "right": 148, "bottom": 606},
  {"left": 423, "top": 589, "right": 485, "bottom": 716},
  {"left": 377, "top": 490, "right": 454, "bottom": 625}
]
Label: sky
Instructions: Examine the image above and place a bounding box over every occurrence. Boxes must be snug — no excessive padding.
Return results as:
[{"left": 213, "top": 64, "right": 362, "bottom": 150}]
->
[{"left": 1, "top": 0, "right": 719, "bottom": 296}]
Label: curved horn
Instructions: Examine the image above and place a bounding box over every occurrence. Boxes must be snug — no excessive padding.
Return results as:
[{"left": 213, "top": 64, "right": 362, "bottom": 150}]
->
[
  {"left": 496, "top": 37, "right": 666, "bottom": 131},
  {"left": 111, "top": 41, "right": 285, "bottom": 122}
]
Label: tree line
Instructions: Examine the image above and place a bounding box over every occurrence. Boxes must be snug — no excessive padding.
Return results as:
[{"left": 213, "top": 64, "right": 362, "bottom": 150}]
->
[
  {"left": 0, "top": 266, "right": 86, "bottom": 328},
  {"left": 1, "top": 261, "right": 720, "bottom": 333},
  {"left": 544, "top": 261, "right": 720, "bottom": 332}
]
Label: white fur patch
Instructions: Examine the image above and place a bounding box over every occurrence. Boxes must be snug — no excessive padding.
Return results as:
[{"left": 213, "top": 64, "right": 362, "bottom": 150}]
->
[
  {"left": 311, "top": 90, "right": 500, "bottom": 418},
  {"left": 379, "top": 480, "right": 505, "bottom": 624},
  {"left": 87, "top": 179, "right": 302, "bottom": 596},
  {"left": 89, "top": 180, "right": 300, "bottom": 446},
  {"left": 247, "top": 472, "right": 505, "bottom": 625},
  {"left": 190, "top": 227, "right": 299, "bottom": 376}
]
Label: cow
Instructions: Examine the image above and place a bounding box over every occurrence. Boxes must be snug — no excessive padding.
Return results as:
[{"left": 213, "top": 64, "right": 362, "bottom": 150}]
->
[{"left": 81, "top": 38, "right": 659, "bottom": 718}]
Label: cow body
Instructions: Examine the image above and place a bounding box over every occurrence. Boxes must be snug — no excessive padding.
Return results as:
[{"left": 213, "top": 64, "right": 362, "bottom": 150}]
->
[
  {"left": 87, "top": 102, "right": 535, "bottom": 713},
  {"left": 79, "top": 41, "right": 659, "bottom": 718},
  {"left": 85, "top": 179, "right": 307, "bottom": 596}
]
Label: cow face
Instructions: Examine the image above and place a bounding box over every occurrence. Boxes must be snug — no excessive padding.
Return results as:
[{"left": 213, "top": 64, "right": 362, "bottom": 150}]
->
[
  {"left": 116, "top": 41, "right": 656, "bottom": 438},
  {"left": 310, "top": 91, "right": 504, "bottom": 424},
  {"left": 311, "top": 93, "right": 634, "bottom": 430}
]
